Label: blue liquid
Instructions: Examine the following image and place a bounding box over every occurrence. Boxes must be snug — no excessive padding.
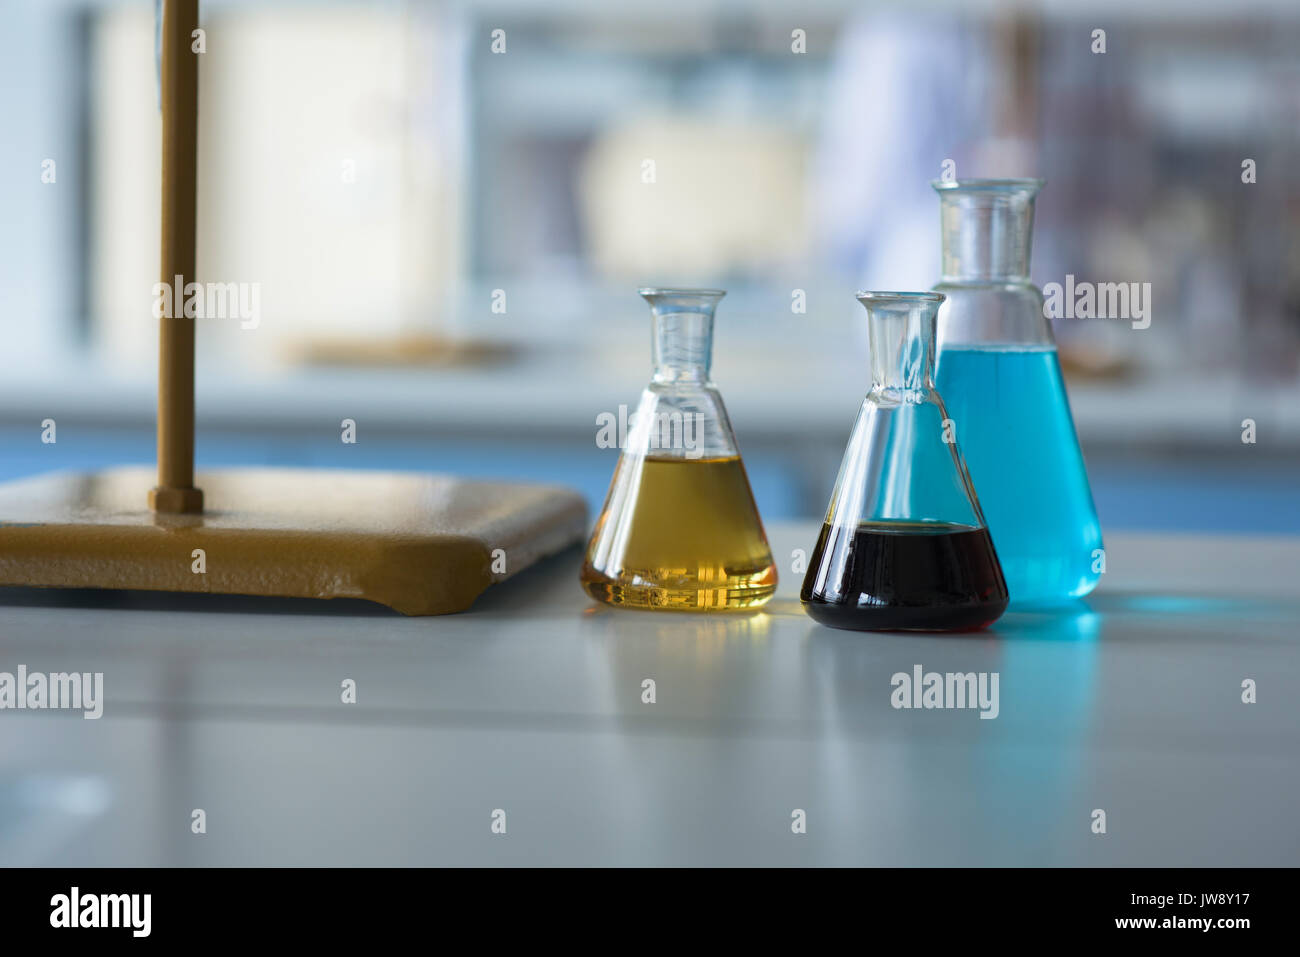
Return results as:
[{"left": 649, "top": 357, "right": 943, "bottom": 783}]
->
[{"left": 935, "top": 346, "right": 1103, "bottom": 603}]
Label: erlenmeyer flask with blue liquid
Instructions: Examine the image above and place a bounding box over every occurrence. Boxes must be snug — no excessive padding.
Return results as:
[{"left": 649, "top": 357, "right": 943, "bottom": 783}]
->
[{"left": 931, "top": 179, "right": 1103, "bottom": 603}]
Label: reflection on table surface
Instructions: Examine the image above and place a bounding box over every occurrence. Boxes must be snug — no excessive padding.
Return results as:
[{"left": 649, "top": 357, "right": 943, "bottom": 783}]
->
[{"left": 0, "top": 525, "right": 1296, "bottom": 866}]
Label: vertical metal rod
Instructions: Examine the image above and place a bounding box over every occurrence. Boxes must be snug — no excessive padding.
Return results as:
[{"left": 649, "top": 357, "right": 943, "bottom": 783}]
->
[{"left": 150, "top": 0, "right": 204, "bottom": 514}]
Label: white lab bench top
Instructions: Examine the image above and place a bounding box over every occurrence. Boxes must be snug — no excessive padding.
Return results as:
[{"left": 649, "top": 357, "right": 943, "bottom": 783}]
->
[{"left": 0, "top": 523, "right": 1297, "bottom": 866}]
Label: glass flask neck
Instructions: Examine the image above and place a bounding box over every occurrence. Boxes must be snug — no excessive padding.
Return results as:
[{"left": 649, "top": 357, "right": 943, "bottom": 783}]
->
[
  {"left": 934, "top": 179, "right": 1043, "bottom": 283},
  {"left": 640, "top": 287, "right": 722, "bottom": 384},
  {"left": 858, "top": 292, "right": 945, "bottom": 396}
]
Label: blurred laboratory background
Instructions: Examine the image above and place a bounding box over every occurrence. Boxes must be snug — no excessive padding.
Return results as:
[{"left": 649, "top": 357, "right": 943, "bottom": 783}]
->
[{"left": 2, "top": 0, "right": 1298, "bottom": 533}]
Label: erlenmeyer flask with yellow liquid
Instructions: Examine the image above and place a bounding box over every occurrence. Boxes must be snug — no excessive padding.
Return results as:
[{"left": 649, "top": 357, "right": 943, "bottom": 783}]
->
[{"left": 581, "top": 288, "right": 777, "bottom": 611}]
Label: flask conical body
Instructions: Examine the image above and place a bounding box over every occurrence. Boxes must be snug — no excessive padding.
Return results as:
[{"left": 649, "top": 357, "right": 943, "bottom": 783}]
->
[
  {"left": 801, "top": 293, "right": 1008, "bottom": 632},
  {"left": 932, "top": 180, "right": 1103, "bottom": 603},
  {"left": 581, "top": 289, "right": 776, "bottom": 611}
]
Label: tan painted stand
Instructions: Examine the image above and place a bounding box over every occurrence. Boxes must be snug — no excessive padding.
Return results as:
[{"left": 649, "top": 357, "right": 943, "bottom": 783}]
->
[
  {"left": 150, "top": 0, "right": 203, "bottom": 515},
  {"left": 0, "top": 0, "right": 586, "bottom": 614}
]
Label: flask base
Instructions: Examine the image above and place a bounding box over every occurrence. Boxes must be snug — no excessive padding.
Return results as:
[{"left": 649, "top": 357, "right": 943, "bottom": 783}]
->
[
  {"left": 801, "top": 595, "right": 1005, "bottom": 632},
  {"left": 580, "top": 567, "right": 775, "bottom": 612}
]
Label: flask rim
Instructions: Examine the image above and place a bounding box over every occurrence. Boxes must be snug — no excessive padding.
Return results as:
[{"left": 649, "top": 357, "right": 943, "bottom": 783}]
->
[
  {"left": 638, "top": 286, "right": 726, "bottom": 299},
  {"left": 855, "top": 290, "right": 945, "bottom": 304},
  {"left": 931, "top": 178, "right": 1045, "bottom": 193}
]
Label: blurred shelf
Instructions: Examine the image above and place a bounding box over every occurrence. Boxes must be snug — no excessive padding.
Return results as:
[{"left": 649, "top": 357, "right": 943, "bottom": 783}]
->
[{"left": 1, "top": 345, "right": 1298, "bottom": 452}]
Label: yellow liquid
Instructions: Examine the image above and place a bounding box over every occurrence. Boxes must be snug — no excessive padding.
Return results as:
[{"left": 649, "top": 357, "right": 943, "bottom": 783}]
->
[{"left": 581, "top": 455, "right": 777, "bottom": 611}]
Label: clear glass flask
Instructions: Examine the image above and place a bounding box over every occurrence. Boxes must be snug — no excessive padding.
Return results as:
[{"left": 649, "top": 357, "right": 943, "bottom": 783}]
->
[
  {"left": 801, "top": 292, "right": 1008, "bottom": 632},
  {"left": 932, "top": 179, "right": 1103, "bottom": 603},
  {"left": 581, "top": 288, "right": 777, "bottom": 611}
]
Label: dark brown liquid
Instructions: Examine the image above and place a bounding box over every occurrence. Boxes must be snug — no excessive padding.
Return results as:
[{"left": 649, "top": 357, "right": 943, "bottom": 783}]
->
[{"left": 800, "top": 521, "right": 1008, "bottom": 632}]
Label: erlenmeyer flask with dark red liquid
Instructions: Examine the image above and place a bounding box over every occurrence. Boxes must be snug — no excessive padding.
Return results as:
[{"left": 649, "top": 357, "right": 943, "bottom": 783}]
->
[{"left": 801, "top": 292, "right": 1008, "bottom": 632}]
